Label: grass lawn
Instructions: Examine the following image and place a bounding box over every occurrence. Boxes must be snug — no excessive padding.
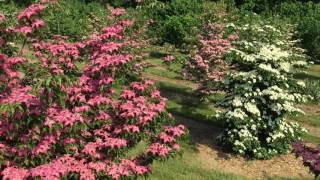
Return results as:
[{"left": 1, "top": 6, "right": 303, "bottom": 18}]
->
[
  {"left": 141, "top": 48, "right": 319, "bottom": 179},
  {"left": 145, "top": 145, "right": 248, "bottom": 180}
]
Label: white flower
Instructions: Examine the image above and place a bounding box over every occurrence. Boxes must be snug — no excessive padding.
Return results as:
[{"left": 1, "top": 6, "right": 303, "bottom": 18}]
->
[
  {"left": 232, "top": 96, "right": 243, "bottom": 107},
  {"left": 226, "top": 109, "right": 247, "bottom": 120},
  {"left": 227, "top": 23, "right": 235, "bottom": 28},
  {"left": 244, "top": 102, "right": 260, "bottom": 116},
  {"left": 258, "top": 45, "right": 289, "bottom": 61},
  {"left": 297, "top": 81, "right": 306, "bottom": 88},
  {"left": 259, "top": 63, "right": 281, "bottom": 75},
  {"left": 279, "top": 62, "right": 291, "bottom": 72},
  {"left": 266, "top": 137, "right": 271, "bottom": 143}
]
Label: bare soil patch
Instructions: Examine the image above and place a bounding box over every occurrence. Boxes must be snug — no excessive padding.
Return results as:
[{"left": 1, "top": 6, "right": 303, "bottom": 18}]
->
[
  {"left": 297, "top": 104, "right": 320, "bottom": 116},
  {"left": 176, "top": 116, "right": 313, "bottom": 180}
]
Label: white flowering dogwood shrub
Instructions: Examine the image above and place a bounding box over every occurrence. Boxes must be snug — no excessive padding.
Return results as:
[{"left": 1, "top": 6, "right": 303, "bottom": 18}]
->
[{"left": 217, "top": 22, "right": 308, "bottom": 159}]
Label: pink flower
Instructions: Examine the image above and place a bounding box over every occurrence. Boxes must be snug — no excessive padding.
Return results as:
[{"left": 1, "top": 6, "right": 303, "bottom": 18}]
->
[
  {"left": 130, "top": 82, "right": 145, "bottom": 92},
  {"left": 96, "top": 111, "right": 110, "bottom": 121},
  {"left": 0, "top": 13, "right": 184, "bottom": 180},
  {"left": 32, "top": 19, "right": 45, "bottom": 28},
  {"left": 163, "top": 55, "right": 175, "bottom": 63},
  {"left": 165, "top": 125, "right": 186, "bottom": 137},
  {"left": 87, "top": 96, "right": 112, "bottom": 107},
  {"left": 103, "top": 138, "right": 127, "bottom": 149},
  {"left": 0, "top": 86, "right": 41, "bottom": 115},
  {"left": 45, "top": 108, "right": 84, "bottom": 127},
  {"left": 32, "top": 133, "right": 60, "bottom": 155},
  {"left": 172, "top": 143, "right": 180, "bottom": 151},
  {"left": 63, "top": 138, "right": 76, "bottom": 145},
  {"left": 15, "top": 26, "right": 33, "bottom": 34},
  {"left": 82, "top": 142, "right": 99, "bottom": 158},
  {"left": 100, "top": 42, "right": 123, "bottom": 53},
  {"left": 110, "top": 8, "right": 126, "bottom": 17},
  {"left": 151, "top": 90, "right": 161, "bottom": 98},
  {"left": 30, "top": 155, "right": 95, "bottom": 180},
  {"left": 159, "top": 132, "right": 175, "bottom": 143},
  {"left": 0, "top": 14, "right": 5, "bottom": 22},
  {"left": 120, "top": 89, "right": 136, "bottom": 99},
  {"left": 18, "top": 3, "right": 45, "bottom": 21},
  {"left": 147, "top": 143, "right": 171, "bottom": 157},
  {"left": 73, "top": 105, "right": 90, "bottom": 113},
  {"left": 2, "top": 167, "right": 30, "bottom": 180},
  {"left": 118, "top": 20, "right": 134, "bottom": 27},
  {"left": 123, "top": 125, "right": 140, "bottom": 133},
  {"left": 183, "top": 23, "right": 236, "bottom": 91},
  {"left": 88, "top": 162, "right": 107, "bottom": 172},
  {"left": 106, "top": 160, "right": 150, "bottom": 180}
]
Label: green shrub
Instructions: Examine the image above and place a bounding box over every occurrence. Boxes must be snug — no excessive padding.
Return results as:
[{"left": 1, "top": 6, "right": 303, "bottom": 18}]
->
[
  {"left": 0, "top": 2, "right": 20, "bottom": 27},
  {"left": 304, "top": 80, "right": 320, "bottom": 103},
  {"left": 143, "top": 0, "right": 203, "bottom": 47},
  {"left": 157, "top": 15, "right": 199, "bottom": 47},
  {"left": 166, "top": 0, "right": 203, "bottom": 16},
  {"left": 43, "top": 0, "right": 108, "bottom": 41},
  {"left": 297, "top": 18, "right": 320, "bottom": 63},
  {"left": 233, "top": 0, "right": 320, "bottom": 14}
]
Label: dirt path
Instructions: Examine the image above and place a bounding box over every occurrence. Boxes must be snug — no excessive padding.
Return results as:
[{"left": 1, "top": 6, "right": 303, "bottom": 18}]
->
[
  {"left": 298, "top": 104, "right": 320, "bottom": 116},
  {"left": 175, "top": 115, "right": 313, "bottom": 180}
]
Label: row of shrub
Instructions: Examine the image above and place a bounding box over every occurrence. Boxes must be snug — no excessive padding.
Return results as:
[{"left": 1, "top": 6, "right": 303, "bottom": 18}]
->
[
  {"left": 0, "top": 0, "right": 109, "bottom": 41},
  {"left": 135, "top": 0, "right": 320, "bottom": 63},
  {"left": 140, "top": 0, "right": 204, "bottom": 47},
  {"left": 229, "top": 0, "right": 320, "bottom": 63},
  {"left": 3, "top": 0, "right": 319, "bottom": 62}
]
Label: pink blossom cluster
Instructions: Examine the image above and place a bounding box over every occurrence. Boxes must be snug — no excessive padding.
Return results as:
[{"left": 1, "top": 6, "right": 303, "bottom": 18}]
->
[
  {"left": 0, "top": 13, "right": 5, "bottom": 22},
  {"left": 2, "top": 155, "right": 95, "bottom": 180},
  {"left": 32, "top": 132, "right": 60, "bottom": 155},
  {"left": 109, "top": 7, "right": 126, "bottom": 17},
  {"left": 183, "top": 23, "right": 237, "bottom": 94},
  {"left": 0, "top": 86, "right": 41, "bottom": 115},
  {"left": 106, "top": 159, "right": 150, "bottom": 179},
  {"left": 0, "top": 14, "right": 9, "bottom": 49},
  {"left": 0, "top": 55, "right": 41, "bottom": 117},
  {"left": 163, "top": 55, "right": 175, "bottom": 64},
  {"left": 147, "top": 125, "right": 186, "bottom": 157},
  {"left": 0, "top": 55, "right": 25, "bottom": 81},
  {"left": 15, "top": 3, "right": 46, "bottom": 35},
  {"left": 32, "top": 36, "right": 85, "bottom": 75},
  {"left": 0, "top": 4, "right": 186, "bottom": 180},
  {"left": 118, "top": 81, "right": 166, "bottom": 125},
  {"left": 45, "top": 107, "right": 84, "bottom": 127}
]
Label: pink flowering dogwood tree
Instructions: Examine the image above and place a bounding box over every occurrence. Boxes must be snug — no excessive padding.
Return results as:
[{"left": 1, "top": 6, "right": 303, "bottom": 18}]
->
[
  {"left": 183, "top": 23, "right": 237, "bottom": 95},
  {"left": 0, "top": 4, "right": 186, "bottom": 180}
]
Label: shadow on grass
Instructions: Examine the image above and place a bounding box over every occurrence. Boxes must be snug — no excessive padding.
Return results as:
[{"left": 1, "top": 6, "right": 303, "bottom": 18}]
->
[
  {"left": 294, "top": 72, "right": 320, "bottom": 80},
  {"left": 156, "top": 87, "right": 235, "bottom": 160},
  {"left": 149, "top": 51, "right": 168, "bottom": 58}
]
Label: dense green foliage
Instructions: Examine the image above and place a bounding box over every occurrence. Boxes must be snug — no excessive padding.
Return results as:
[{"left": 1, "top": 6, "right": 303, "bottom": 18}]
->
[
  {"left": 297, "top": 17, "right": 320, "bottom": 63},
  {"left": 43, "top": 0, "right": 108, "bottom": 41},
  {"left": 0, "top": 0, "right": 109, "bottom": 41},
  {"left": 230, "top": 0, "right": 320, "bottom": 63},
  {"left": 143, "top": 0, "right": 203, "bottom": 47}
]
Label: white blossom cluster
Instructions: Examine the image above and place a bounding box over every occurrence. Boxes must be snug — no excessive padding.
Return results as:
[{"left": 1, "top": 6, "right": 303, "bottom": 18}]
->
[{"left": 218, "top": 22, "right": 308, "bottom": 159}]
